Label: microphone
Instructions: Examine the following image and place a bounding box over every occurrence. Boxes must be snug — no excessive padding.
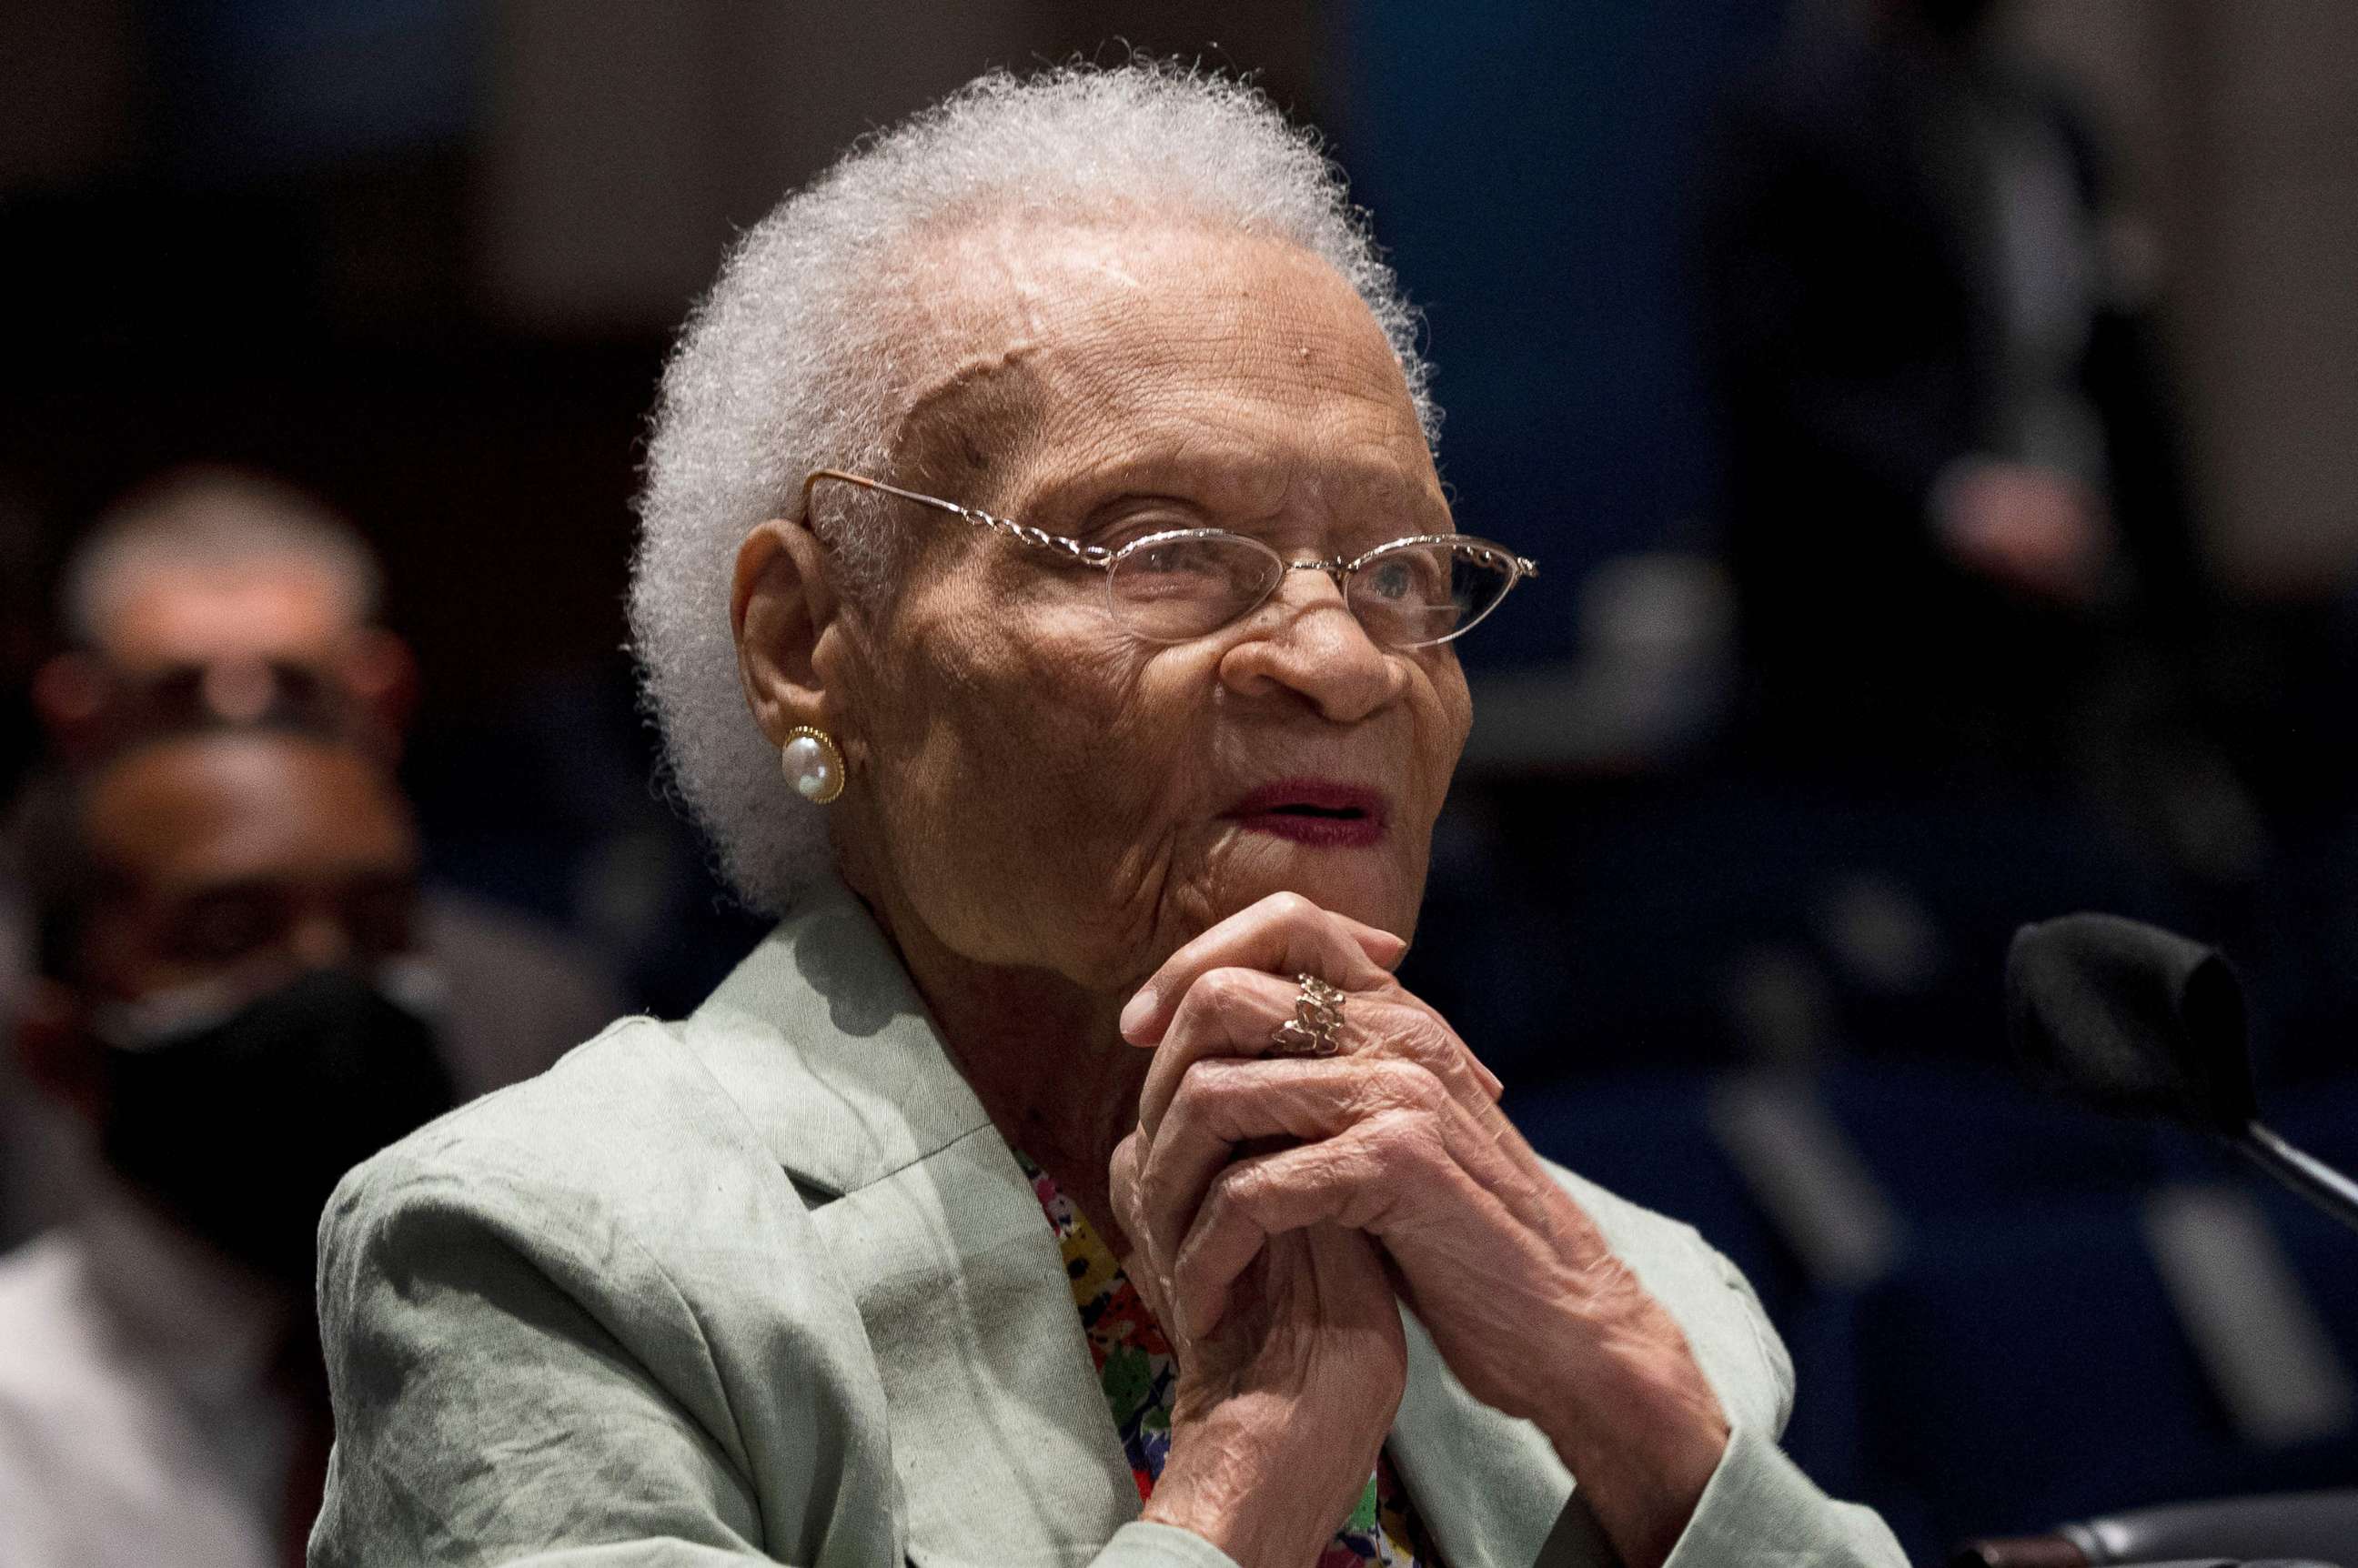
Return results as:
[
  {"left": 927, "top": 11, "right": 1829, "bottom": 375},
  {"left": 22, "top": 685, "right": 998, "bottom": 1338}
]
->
[{"left": 2006, "top": 912, "right": 2358, "bottom": 1237}]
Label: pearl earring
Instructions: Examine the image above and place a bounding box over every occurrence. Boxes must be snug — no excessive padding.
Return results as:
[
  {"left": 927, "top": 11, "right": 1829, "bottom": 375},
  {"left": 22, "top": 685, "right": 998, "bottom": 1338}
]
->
[{"left": 781, "top": 726, "right": 846, "bottom": 804}]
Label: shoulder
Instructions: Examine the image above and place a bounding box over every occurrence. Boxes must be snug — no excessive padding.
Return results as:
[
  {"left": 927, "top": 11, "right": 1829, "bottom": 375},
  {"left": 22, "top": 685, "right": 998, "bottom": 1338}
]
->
[
  {"left": 318, "top": 1012, "right": 892, "bottom": 1473},
  {"left": 336, "top": 1015, "right": 722, "bottom": 1208},
  {"left": 325, "top": 1010, "right": 809, "bottom": 1271},
  {"left": 0, "top": 1234, "right": 163, "bottom": 1524},
  {"left": 319, "top": 1013, "right": 853, "bottom": 1372},
  {"left": 1538, "top": 1158, "right": 1796, "bottom": 1438},
  {"left": 0, "top": 1234, "right": 103, "bottom": 1409}
]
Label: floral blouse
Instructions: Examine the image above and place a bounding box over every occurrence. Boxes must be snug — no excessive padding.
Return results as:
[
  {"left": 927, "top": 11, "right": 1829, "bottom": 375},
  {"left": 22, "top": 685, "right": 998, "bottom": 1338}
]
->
[{"left": 1015, "top": 1151, "right": 1440, "bottom": 1568}]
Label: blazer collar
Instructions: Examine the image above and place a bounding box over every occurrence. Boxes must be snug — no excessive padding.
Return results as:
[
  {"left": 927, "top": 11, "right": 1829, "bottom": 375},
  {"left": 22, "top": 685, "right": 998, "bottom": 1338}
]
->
[{"left": 686, "top": 877, "right": 993, "bottom": 1200}]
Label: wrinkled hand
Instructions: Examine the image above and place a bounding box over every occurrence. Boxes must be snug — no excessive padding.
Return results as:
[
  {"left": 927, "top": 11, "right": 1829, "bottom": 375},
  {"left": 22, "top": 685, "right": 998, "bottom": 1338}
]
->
[
  {"left": 1123, "top": 1219, "right": 1406, "bottom": 1568},
  {"left": 1112, "top": 893, "right": 1729, "bottom": 1568},
  {"left": 1934, "top": 458, "right": 2113, "bottom": 604}
]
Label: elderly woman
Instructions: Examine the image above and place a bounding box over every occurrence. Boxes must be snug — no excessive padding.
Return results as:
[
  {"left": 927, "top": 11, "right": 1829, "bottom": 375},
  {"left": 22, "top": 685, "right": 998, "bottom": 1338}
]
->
[{"left": 311, "top": 65, "right": 1902, "bottom": 1568}]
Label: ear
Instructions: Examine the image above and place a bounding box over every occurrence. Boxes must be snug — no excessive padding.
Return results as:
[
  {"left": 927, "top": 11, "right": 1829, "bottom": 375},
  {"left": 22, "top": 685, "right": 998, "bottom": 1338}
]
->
[
  {"left": 30, "top": 651, "right": 119, "bottom": 763},
  {"left": 732, "top": 518, "right": 848, "bottom": 749},
  {"left": 337, "top": 627, "right": 419, "bottom": 755},
  {"left": 15, "top": 979, "right": 105, "bottom": 1126}
]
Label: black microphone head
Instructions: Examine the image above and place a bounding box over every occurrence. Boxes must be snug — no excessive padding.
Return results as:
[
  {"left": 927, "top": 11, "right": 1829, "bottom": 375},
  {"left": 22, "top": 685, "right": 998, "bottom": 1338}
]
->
[{"left": 2005, "top": 912, "right": 2256, "bottom": 1135}]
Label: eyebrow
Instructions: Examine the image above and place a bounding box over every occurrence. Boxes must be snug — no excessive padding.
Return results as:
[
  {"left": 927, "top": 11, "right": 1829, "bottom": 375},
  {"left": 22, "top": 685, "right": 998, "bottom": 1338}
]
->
[{"left": 1032, "top": 452, "right": 1448, "bottom": 538}]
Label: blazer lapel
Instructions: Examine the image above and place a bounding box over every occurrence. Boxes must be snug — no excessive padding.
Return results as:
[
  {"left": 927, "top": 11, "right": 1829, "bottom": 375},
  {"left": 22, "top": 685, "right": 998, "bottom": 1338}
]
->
[
  {"left": 686, "top": 884, "right": 1137, "bottom": 1568},
  {"left": 815, "top": 1133, "right": 1140, "bottom": 1568}
]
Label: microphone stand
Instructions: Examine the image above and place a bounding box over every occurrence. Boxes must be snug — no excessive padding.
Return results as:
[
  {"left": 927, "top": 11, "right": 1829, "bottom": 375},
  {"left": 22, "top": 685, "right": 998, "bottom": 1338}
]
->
[{"left": 2240, "top": 1121, "right": 2358, "bottom": 1237}]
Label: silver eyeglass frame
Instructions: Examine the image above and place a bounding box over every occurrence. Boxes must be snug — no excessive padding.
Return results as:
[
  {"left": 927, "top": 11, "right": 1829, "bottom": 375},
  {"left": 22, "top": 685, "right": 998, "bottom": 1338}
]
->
[{"left": 800, "top": 467, "right": 1539, "bottom": 649}]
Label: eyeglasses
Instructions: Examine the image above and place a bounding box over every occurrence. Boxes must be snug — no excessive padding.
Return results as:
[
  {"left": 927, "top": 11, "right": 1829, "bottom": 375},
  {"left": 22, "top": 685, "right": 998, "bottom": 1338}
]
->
[{"left": 801, "top": 469, "right": 1538, "bottom": 649}]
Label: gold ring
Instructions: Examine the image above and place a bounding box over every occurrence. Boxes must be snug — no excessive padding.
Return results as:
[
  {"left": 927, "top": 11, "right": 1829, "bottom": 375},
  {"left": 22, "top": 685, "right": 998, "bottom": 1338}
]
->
[{"left": 1268, "top": 973, "right": 1345, "bottom": 1058}]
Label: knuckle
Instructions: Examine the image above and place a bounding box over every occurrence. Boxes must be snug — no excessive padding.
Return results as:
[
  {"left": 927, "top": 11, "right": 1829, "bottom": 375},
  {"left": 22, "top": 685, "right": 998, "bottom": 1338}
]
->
[
  {"left": 1356, "top": 1001, "right": 1484, "bottom": 1089},
  {"left": 1194, "top": 966, "right": 1262, "bottom": 1014},
  {"left": 1212, "top": 1157, "right": 1272, "bottom": 1219},
  {"left": 1160, "top": 1065, "right": 1235, "bottom": 1136},
  {"left": 1361, "top": 1059, "right": 1446, "bottom": 1114},
  {"left": 1383, "top": 1001, "right": 1456, "bottom": 1060},
  {"left": 1368, "top": 1106, "right": 1447, "bottom": 1168},
  {"left": 1268, "top": 890, "right": 1316, "bottom": 920},
  {"left": 1398, "top": 1113, "right": 1454, "bottom": 1171}
]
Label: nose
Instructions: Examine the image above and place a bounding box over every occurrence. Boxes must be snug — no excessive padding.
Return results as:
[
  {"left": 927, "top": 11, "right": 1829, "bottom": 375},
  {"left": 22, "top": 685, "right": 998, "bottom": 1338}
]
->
[
  {"left": 1216, "top": 570, "right": 1408, "bottom": 722},
  {"left": 288, "top": 906, "right": 356, "bottom": 970},
  {"left": 201, "top": 656, "right": 281, "bottom": 725}
]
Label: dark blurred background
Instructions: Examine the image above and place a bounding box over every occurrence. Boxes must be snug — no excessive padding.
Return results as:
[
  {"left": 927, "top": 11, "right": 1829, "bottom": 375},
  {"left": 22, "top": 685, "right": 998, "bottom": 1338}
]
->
[{"left": 4, "top": 1, "right": 2355, "bottom": 1561}]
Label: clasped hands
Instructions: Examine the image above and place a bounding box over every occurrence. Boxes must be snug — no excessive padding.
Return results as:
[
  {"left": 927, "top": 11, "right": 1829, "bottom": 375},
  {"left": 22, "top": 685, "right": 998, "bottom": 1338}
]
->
[{"left": 1109, "top": 892, "right": 1729, "bottom": 1568}]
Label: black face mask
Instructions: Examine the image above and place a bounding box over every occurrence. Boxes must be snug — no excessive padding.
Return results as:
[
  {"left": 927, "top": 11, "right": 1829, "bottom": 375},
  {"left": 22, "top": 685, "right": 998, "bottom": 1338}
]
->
[{"left": 98, "top": 967, "right": 458, "bottom": 1287}]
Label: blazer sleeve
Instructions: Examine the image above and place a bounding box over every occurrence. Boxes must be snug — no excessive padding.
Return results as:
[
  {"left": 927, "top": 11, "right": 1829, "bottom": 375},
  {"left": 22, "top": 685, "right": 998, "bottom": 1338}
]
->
[
  {"left": 309, "top": 1142, "right": 772, "bottom": 1566},
  {"left": 1656, "top": 1236, "right": 1907, "bottom": 1568}
]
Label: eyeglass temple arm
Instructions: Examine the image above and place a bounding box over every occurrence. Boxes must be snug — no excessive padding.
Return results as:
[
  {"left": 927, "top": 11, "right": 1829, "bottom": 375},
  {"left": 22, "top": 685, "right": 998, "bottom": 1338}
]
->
[
  {"left": 801, "top": 467, "right": 1116, "bottom": 568},
  {"left": 802, "top": 467, "right": 981, "bottom": 524}
]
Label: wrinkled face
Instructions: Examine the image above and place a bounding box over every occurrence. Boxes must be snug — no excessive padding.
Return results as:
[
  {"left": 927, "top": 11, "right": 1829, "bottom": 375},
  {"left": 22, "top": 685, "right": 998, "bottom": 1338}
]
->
[{"left": 828, "top": 219, "right": 1472, "bottom": 990}]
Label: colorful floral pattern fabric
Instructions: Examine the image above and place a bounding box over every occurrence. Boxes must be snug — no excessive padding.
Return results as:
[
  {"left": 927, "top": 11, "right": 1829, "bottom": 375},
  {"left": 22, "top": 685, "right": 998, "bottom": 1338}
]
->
[{"left": 1016, "top": 1151, "right": 1440, "bottom": 1568}]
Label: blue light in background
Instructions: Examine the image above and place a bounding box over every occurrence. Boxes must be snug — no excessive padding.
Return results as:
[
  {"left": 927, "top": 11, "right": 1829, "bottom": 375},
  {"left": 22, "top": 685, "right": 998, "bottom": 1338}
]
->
[
  {"left": 1337, "top": 0, "right": 1787, "bottom": 668},
  {"left": 150, "top": 0, "right": 477, "bottom": 180}
]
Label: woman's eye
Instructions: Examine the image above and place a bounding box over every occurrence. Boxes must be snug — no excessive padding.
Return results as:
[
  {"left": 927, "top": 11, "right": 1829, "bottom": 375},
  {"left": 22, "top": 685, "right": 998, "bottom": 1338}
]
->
[
  {"left": 1125, "top": 542, "right": 1228, "bottom": 594},
  {"left": 1096, "top": 517, "right": 1193, "bottom": 553}
]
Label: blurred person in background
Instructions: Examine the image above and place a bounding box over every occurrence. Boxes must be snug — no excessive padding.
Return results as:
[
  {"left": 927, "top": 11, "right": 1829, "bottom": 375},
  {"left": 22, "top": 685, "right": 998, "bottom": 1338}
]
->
[
  {"left": 0, "top": 722, "right": 458, "bottom": 1568},
  {"left": 1698, "top": 0, "right": 2246, "bottom": 876},
  {"left": 0, "top": 467, "right": 618, "bottom": 1244},
  {"left": 313, "top": 65, "right": 1901, "bottom": 1568},
  {"left": 33, "top": 467, "right": 418, "bottom": 764}
]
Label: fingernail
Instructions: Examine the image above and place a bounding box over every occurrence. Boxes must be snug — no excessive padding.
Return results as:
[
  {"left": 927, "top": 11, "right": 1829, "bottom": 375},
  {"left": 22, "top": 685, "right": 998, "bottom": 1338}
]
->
[{"left": 1118, "top": 986, "right": 1158, "bottom": 1042}]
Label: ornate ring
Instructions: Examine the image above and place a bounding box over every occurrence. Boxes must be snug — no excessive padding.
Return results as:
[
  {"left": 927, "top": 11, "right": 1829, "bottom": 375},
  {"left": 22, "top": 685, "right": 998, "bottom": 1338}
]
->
[{"left": 1268, "top": 973, "right": 1346, "bottom": 1058}]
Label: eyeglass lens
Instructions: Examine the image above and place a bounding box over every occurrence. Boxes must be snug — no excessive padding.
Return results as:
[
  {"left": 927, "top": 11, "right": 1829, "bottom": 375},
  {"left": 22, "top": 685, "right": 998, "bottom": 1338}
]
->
[{"left": 1106, "top": 535, "right": 1516, "bottom": 648}]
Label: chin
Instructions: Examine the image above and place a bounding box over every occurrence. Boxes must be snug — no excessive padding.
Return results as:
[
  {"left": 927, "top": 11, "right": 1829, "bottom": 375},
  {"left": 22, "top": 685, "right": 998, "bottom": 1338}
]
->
[{"left": 1212, "top": 833, "right": 1426, "bottom": 936}]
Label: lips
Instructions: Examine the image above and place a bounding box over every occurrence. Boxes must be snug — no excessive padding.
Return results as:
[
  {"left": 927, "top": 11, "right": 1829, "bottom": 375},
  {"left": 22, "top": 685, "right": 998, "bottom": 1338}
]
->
[{"left": 1224, "top": 779, "right": 1390, "bottom": 848}]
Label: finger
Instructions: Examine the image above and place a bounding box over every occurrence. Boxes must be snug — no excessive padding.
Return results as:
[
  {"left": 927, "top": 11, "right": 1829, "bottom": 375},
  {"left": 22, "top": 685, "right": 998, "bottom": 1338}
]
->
[
  {"left": 1368, "top": 997, "right": 1505, "bottom": 1105},
  {"left": 1174, "top": 1112, "right": 1465, "bottom": 1339},
  {"left": 1134, "top": 967, "right": 1303, "bottom": 1145},
  {"left": 1139, "top": 1053, "right": 1446, "bottom": 1255},
  {"left": 1108, "top": 1132, "right": 1151, "bottom": 1269},
  {"left": 1143, "top": 1054, "right": 1534, "bottom": 1268},
  {"left": 1135, "top": 970, "right": 1501, "bottom": 1154},
  {"left": 1120, "top": 891, "right": 1405, "bottom": 1047},
  {"left": 1138, "top": 902, "right": 1502, "bottom": 1106}
]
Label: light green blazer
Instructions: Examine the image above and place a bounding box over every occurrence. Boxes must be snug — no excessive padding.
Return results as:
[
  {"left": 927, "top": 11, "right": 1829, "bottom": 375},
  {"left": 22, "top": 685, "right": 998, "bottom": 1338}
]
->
[{"left": 309, "top": 883, "right": 1904, "bottom": 1568}]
